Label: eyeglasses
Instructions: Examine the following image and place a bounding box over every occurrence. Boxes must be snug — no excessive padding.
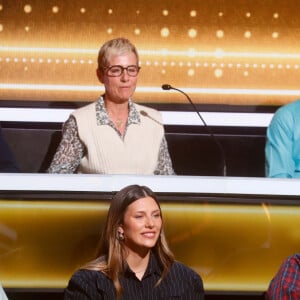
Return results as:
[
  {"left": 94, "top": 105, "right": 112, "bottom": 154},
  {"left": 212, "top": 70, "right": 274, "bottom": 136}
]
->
[{"left": 104, "top": 65, "right": 141, "bottom": 77}]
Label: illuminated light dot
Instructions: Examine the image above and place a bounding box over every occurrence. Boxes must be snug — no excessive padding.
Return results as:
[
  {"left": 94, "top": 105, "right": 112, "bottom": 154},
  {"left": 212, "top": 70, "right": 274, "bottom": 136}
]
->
[
  {"left": 39, "top": 58, "right": 44, "bottom": 63},
  {"left": 228, "top": 63, "right": 233, "bottom": 68},
  {"left": 25, "top": 26, "right": 30, "bottom": 32},
  {"left": 0, "top": 24, "right": 3, "bottom": 32},
  {"left": 162, "top": 10, "right": 168, "bottom": 16},
  {"left": 108, "top": 9, "right": 113, "bottom": 14},
  {"left": 244, "top": 71, "right": 249, "bottom": 76},
  {"left": 218, "top": 12, "right": 223, "bottom": 17},
  {"left": 56, "top": 59, "right": 61, "bottom": 63},
  {"left": 0, "top": 57, "right": 2, "bottom": 62},
  {"left": 14, "top": 58, "right": 19, "bottom": 62},
  {"left": 88, "top": 59, "right": 93, "bottom": 64},
  {"left": 214, "top": 68, "right": 223, "bottom": 78},
  {"left": 286, "top": 64, "right": 291, "bottom": 69},
  {"left": 188, "top": 28, "right": 197, "bottom": 38},
  {"left": 188, "top": 69, "right": 195, "bottom": 76},
  {"left": 245, "top": 63, "right": 250, "bottom": 68},
  {"left": 52, "top": 6, "right": 59, "bottom": 13},
  {"left": 253, "top": 63, "right": 258, "bottom": 68},
  {"left": 195, "top": 62, "right": 200, "bottom": 67},
  {"left": 211, "top": 63, "right": 217, "bottom": 68},
  {"left": 22, "top": 58, "right": 27, "bottom": 63},
  {"left": 203, "top": 62, "right": 208, "bottom": 67},
  {"left": 30, "top": 58, "right": 35, "bottom": 63},
  {"left": 278, "top": 64, "right": 282, "bottom": 69},
  {"left": 190, "top": 10, "right": 197, "bottom": 17},
  {"left": 146, "top": 61, "right": 151, "bottom": 66},
  {"left": 179, "top": 62, "right": 184, "bottom": 67},
  {"left": 80, "top": 59, "right": 85, "bottom": 64},
  {"left": 5, "top": 57, "right": 11, "bottom": 62},
  {"left": 47, "top": 59, "right": 52, "bottom": 63},
  {"left": 272, "top": 32, "right": 279, "bottom": 39},
  {"left": 63, "top": 59, "right": 68, "bottom": 63},
  {"left": 261, "top": 64, "right": 266, "bottom": 68},
  {"left": 188, "top": 28, "right": 197, "bottom": 39},
  {"left": 134, "top": 28, "right": 141, "bottom": 35},
  {"left": 236, "top": 63, "right": 241, "bottom": 68},
  {"left": 216, "top": 30, "right": 224, "bottom": 38},
  {"left": 136, "top": 10, "right": 140, "bottom": 15},
  {"left": 187, "top": 62, "right": 192, "bottom": 67},
  {"left": 160, "top": 27, "right": 170, "bottom": 37},
  {"left": 80, "top": 8, "right": 86, "bottom": 14},
  {"left": 294, "top": 65, "right": 299, "bottom": 69},
  {"left": 24, "top": 5, "right": 32, "bottom": 13},
  {"left": 220, "top": 63, "right": 225, "bottom": 68},
  {"left": 161, "top": 69, "right": 166, "bottom": 74},
  {"left": 244, "top": 31, "right": 251, "bottom": 38},
  {"left": 273, "top": 13, "right": 279, "bottom": 19},
  {"left": 170, "top": 61, "right": 175, "bottom": 66},
  {"left": 24, "top": 66, "right": 28, "bottom": 71},
  {"left": 107, "top": 28, "right": 113, "bottom": 34},
  {"left": 154, "top": 61, "right": 159, "bottom": 66},
  {"left": 245, "top": 12, "right": 251, "bottom": 18},
  {"left": 162, "top": 61, "right": 167, "bottom": 66},
  {"left": 270, "top": 64, "right": 274, "bottom": 69},
  {"left": 0, "top": 5, "right": 3, "bottom": 10},
  {"left": 72, "top": 59, "right": 77, "bottom": 64}
]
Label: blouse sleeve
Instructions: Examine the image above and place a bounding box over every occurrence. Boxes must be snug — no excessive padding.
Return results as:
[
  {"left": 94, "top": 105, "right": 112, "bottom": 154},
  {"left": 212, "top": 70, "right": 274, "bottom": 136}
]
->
[
  {"left": 48, "top": 115, "right": 84, "bottom": 174},
  {"left": 154, "top": 136, "right": 176, "bottom": 175}
]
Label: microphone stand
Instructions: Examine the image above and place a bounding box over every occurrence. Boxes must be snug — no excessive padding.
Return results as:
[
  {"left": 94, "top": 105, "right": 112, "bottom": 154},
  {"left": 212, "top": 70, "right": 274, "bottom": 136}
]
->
[{"left": 162, "top": 84, "right": 227, "bottom": 176}]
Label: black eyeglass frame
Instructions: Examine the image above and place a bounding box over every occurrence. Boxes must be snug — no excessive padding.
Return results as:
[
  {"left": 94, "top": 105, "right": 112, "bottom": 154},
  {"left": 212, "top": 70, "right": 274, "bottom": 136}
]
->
[{"left": 103, "top": 65, "right": 141, "bottom": 77}]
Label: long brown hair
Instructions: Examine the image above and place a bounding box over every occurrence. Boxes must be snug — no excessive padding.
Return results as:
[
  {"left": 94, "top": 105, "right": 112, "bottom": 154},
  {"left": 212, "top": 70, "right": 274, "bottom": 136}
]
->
[{"left": 84, "top": 184, "right": 174, "bottom": 298}]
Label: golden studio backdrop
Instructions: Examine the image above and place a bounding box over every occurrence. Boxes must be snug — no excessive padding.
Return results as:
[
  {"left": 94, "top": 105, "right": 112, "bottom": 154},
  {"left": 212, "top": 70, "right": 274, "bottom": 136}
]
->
[{"left": 1, "top": 0, "right": 300, "bottom": 105}]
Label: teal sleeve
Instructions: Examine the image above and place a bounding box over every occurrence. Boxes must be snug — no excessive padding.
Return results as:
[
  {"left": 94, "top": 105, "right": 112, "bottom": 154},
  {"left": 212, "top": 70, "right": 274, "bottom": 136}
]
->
[{"left": 265, "top": 108, "right": 294, "bottom": 178}]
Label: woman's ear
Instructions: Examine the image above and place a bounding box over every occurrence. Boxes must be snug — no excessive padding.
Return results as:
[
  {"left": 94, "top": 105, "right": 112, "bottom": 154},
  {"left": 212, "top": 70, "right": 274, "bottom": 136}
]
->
[
  {"left": 117, "top": 224, "right": 124, "bottom": 234},
  {"left": 117, "top": 225, "right": 125, "bottom": 241},
  {"left": 96, "top": 68, "right": 104, "bottom": 84}
]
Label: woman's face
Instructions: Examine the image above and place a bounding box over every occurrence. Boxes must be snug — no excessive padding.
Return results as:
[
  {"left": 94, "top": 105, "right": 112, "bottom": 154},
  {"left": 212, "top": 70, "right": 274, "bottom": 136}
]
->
[
  {"left": 97, "top": 52, "right": 138, "bottom": 104},
  {"left": 118, "top": 196, "right": 162, "bottom": 253}
]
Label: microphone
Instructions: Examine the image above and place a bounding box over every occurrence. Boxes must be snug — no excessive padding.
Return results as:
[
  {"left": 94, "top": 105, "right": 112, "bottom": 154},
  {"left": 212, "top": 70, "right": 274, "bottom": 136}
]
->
[
  {"left": 162, "top": 84, "right": 227, "bottom": 176},
  {"left": 140, "top": 110, "right": 163, "bottom": 126}
]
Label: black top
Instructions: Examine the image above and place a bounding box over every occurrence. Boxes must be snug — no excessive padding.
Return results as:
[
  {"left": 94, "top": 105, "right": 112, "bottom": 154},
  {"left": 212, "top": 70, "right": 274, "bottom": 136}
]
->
[{"left": 64, "top": 253, "right": 204, "bottom": 299}]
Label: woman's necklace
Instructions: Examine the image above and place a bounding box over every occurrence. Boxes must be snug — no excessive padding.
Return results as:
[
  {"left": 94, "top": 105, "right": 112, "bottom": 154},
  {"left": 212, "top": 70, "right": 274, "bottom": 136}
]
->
[
  {"left": 106, "top": 105, "right": 128, "bottom": 133},
  {"left": 115, "top": 119, "right": 123, "bottom": 129}
]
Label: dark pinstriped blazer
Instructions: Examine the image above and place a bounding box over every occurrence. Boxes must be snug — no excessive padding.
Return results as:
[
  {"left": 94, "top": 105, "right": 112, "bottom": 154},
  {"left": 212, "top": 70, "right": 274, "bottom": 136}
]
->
[{"left": 64, "top": 253, "right": 204, "bottom": 299}]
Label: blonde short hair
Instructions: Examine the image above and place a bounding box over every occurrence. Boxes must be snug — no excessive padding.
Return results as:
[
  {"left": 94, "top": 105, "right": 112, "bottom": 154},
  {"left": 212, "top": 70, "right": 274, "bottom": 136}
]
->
[{"left": 97, "top": 37, "right": 139, "bottom": 71}]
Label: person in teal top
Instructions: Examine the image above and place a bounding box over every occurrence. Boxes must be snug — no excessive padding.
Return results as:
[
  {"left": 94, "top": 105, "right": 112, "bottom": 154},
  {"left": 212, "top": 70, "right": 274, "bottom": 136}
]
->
[{"left": 265, "top": 99, "right": 300, "bottom": 178}]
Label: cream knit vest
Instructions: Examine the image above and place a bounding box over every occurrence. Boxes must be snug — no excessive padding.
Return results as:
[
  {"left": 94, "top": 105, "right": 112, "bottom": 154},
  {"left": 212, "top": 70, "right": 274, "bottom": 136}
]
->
[{"left": 72, "top": 102, "right": 164, "bottom": 174}]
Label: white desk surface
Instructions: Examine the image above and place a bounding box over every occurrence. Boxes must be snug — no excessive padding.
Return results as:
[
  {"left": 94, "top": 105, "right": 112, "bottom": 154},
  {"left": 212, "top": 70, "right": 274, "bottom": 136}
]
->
[{"left": 0, "top": 173, "right": 299, "bottom": 196}]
